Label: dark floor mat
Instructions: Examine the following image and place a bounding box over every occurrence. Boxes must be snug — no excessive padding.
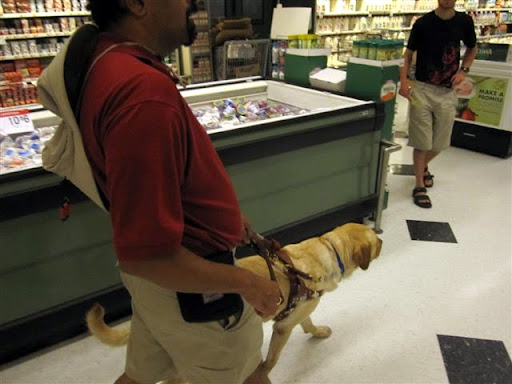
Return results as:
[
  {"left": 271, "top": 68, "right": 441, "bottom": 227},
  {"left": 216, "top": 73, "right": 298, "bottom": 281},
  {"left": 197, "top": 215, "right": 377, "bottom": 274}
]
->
[
  {"left": 406, "top": 220, "right": 457, "bottom": 243},
  {"left": 438, "top": 334, "right": 512, "bottom": 384}
]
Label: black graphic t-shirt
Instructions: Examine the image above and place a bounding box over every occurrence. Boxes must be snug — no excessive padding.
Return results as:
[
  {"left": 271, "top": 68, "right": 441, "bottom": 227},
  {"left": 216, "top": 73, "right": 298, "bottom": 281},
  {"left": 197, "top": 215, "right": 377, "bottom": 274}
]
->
[{"left": 407, "top": 11, "right": 477, "bottom": 88}]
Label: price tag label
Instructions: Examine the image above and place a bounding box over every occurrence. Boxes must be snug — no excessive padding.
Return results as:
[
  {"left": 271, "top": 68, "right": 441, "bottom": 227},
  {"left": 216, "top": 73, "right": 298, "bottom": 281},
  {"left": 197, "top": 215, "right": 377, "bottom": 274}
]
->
[{"left": 0, "top": 109, "right": 35, "bottom": 136}]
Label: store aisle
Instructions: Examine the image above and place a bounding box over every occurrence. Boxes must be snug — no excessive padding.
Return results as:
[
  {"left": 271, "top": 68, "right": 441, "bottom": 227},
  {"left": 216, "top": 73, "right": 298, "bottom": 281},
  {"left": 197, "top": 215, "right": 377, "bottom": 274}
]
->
[{"left": 0, "top": 136, "right": 511, "bottom": 383}]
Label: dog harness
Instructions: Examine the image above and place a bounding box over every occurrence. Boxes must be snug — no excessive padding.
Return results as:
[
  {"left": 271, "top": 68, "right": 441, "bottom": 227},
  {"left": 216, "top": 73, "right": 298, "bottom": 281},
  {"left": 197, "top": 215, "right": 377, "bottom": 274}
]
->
[{"left": 249, "top": 232, "right": 325, "bottom": 321}]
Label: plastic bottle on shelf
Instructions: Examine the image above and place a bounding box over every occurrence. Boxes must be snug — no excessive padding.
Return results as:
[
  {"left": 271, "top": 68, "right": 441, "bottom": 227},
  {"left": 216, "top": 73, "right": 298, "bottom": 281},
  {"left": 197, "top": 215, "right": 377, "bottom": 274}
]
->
[
  {"left": 361, "top": 17, "right": 368, "bottom": 31},
  {"left": 368, "top": 39, "right": 378, "bottom": 60},
  {"left": 360, "top": 40, "right": 369, "bottom": 58}
]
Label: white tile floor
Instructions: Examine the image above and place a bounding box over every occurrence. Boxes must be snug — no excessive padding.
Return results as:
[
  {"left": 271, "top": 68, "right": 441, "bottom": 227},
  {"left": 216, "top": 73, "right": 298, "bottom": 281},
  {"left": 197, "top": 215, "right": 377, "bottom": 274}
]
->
[{"left": 1, "top": 129, "right": 511, "bottom": 383}]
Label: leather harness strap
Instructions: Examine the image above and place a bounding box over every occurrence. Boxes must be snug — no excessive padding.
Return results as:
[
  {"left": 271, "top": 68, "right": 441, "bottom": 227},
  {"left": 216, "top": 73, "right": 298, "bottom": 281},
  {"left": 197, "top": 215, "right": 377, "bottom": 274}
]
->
[{"left": 248, "top": 231, "right": 324, "bottom": 321}]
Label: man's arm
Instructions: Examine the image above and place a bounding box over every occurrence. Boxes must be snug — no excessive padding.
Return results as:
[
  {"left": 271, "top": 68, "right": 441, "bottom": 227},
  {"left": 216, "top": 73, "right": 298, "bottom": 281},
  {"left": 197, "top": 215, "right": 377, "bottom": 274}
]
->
[
  {"left": 399, "top": 48, "right": 414, "bottom": 100},
  {"left": 119, "top": 247, "right": 281, "bottom": 317},
  {"left": 461, "top": 45, "right": 478, "bottom": 70},
  {"left": 452, "top": 45, "right": 478, "bottom": 86}
]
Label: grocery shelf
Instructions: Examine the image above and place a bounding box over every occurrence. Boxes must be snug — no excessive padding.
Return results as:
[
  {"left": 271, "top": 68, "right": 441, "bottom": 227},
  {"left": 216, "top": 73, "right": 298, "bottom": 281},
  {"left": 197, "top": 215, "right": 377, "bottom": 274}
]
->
[
  {"left": 320, "top": 11, "right": 374, "bottom": 17},
  {"left": 477, "top": 32, "right": 512, "bottom": 40},
  {"left": 0, "top": 103, "right": 43, "bottom": 112},
  {"left": 0, "top": 11, "right": 90, "bottom": 19},
  {"left": 475, "top": 22, "right": 512, "bottom": 27},
  {"left": 319, "top": 10, "right": 430, "bottom": 17},
  {"left": 0, "top": 32, "right": 72, "bottom": 40},
  {"left": 0, "top": 52, "right": 56, "bottom": 61},
  {"left": 318, "top": 8, "right": 512, "bottom": 17},
  {"left": 386, "top": 27, "right": 413, "bottom": 31},
  {"left": 471, "top": 8, "right": 512, "bottom": 12},
  {"left": 0, "top": 77, "right": 38, "bottom": 86},
  {"left": 318, "top": 30, "right": 367, "bottom": 36},
  {"left": 331, "top": 48, "right": 353, "bottom": 53}
]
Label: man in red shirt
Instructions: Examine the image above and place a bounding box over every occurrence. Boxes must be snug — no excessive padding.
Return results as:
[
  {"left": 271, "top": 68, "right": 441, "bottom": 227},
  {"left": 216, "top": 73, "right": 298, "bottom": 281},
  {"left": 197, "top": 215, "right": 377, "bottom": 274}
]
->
[{"left": 39, "top": 1, "right": 280, "bottom": 383}]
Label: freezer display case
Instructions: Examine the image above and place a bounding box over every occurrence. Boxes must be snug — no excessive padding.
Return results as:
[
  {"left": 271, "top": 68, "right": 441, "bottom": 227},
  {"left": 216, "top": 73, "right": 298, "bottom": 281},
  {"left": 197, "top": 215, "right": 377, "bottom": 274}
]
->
[
  {"left": 0, "top": 78, "right": 385, "bottom": 364},
  {"left": 451, "top": 52, "right": 512, "bottom": 158}
]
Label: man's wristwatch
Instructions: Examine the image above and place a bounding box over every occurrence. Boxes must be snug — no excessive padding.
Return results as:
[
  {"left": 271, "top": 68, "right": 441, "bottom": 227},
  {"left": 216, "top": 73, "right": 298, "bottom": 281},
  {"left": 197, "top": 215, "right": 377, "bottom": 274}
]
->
[{"left": 460, "top": 66, "right": 470, "bottom": 73}]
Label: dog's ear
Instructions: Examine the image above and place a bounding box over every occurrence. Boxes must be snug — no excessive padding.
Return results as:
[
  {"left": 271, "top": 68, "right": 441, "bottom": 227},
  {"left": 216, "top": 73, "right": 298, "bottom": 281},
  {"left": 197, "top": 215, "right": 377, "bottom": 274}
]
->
[{"left": 354, "top": 243, "right": 371, "bottom": 270}]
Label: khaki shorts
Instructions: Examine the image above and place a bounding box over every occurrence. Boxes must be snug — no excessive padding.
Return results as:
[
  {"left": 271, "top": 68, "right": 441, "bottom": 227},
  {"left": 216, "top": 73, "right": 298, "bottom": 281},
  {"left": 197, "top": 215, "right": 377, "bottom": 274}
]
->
[
  {"left": 407, "top": 81, "right": 458, "bottom": 151},
  {"left": 120, "top": 271, "right": 263, "bottom": 384}
]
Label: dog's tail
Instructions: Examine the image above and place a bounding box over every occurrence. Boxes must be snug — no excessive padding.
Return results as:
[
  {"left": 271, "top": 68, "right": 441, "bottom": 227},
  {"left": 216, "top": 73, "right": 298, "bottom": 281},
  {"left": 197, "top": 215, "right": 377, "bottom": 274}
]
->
[{"left": 85, "top": 303, "right": 130, "bottom": 347}]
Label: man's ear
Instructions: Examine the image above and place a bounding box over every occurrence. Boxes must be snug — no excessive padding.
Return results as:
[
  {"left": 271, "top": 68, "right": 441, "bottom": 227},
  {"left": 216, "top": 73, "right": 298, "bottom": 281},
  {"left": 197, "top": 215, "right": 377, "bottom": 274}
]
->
[
  {"left": 122, "top": 0, "right": 146, "bottom": 16},
  {"left": 354, "top": 244, "right": 371, "bottom": 270}
]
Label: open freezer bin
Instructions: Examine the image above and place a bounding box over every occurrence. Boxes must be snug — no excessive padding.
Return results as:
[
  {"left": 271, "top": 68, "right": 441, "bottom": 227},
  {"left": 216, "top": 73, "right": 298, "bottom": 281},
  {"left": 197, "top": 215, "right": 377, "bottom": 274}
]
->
[
  {"left": 181, "top": 79, "right": 385, "bottom": 244},
  {"left": 0, "top": 78, "right": 385, "bottom": 364}
]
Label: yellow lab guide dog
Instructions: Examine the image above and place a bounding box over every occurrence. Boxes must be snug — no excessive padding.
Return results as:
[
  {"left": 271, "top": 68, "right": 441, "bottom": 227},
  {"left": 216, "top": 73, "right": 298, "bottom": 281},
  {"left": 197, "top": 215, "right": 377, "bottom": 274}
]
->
[{"left": 86, "top": 223, "right": 382, "bottom": 376}]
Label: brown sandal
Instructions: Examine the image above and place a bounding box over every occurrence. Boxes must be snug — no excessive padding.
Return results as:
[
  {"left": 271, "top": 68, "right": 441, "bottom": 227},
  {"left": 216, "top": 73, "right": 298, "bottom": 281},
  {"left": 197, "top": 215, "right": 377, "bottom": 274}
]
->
[{"left": 412, "top": 187, "right": 432, "bottom": 208}]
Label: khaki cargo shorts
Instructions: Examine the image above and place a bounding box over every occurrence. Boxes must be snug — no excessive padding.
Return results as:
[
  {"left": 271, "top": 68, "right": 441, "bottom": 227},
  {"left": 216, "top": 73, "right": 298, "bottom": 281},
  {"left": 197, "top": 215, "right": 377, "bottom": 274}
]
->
[
  {"left": 408, "top": 81, "right": 458, "bottom": 151},
  {"left": 120, "top": 271, "right": 263, "bottom": 384}
]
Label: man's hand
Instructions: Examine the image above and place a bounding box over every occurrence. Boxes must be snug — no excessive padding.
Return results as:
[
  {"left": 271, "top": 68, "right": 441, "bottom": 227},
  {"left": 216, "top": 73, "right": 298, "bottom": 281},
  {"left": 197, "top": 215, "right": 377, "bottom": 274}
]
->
[
  {"left": 241, "top": 273, "right": 281, "bottom": 318},
  {"left": 399, "top": 83, "right": 412, "bottom": 100},
  {"left": 238, "top": 215, "right": 252, "bottom": 246},
  {"left": 451, "top": 70, "right": 466, "bottom": 87}
]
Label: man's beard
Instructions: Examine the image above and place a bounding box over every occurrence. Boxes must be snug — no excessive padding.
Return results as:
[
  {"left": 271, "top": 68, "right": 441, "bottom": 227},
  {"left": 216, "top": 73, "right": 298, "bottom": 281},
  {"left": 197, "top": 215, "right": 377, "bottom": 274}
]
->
[{"left": 183, "top": 1, "right": 198, "bottom": 46}]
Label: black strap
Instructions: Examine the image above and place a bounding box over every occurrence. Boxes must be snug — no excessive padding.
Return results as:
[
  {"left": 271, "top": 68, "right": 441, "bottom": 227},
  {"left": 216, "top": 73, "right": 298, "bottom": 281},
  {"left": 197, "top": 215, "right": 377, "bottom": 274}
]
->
[
  {"left": 63, "top": 24, "right": 110, "bottom": 211},
  {"left": 63, "top": 24, "right": 100, "bottom": 117}
]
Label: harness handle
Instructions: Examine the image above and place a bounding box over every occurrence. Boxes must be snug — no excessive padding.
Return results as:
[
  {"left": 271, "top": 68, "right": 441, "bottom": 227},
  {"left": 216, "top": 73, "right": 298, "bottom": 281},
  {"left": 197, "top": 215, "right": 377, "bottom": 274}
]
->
[{"left": 248, "top": 231, "right": 278, "bottom": 282}]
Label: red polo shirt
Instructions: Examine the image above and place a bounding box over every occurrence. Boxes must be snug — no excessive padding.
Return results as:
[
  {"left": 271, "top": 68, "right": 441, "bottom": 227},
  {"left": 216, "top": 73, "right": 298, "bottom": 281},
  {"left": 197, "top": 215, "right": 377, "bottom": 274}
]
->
[{"left": 79, "top": 33, "right": 242, "bottom": 260}]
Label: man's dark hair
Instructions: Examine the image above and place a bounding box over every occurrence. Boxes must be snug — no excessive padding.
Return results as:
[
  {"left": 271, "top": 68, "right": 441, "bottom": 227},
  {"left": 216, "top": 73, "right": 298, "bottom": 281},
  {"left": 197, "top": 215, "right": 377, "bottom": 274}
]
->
[{"left": 87, "top": 0, "right": 128, "bottom": 31}]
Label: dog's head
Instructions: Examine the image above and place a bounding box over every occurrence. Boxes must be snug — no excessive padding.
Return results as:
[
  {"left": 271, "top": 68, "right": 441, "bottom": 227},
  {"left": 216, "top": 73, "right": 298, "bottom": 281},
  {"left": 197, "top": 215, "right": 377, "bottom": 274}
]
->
[{"left": 325, "top": 223, "right": 383, "bottom": 272}]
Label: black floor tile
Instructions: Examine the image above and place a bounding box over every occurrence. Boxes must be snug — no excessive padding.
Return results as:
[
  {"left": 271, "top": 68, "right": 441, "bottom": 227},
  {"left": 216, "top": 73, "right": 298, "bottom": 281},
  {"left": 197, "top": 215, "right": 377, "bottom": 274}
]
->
[
  {"left": 406, "top": 220, "right": 457, "bottom": 243},
  {"left": 390, "top": 164, "right": 415, "bottom": 176},
  {"left": 438, "top": 335, "right": 512, "bottom": 384}
]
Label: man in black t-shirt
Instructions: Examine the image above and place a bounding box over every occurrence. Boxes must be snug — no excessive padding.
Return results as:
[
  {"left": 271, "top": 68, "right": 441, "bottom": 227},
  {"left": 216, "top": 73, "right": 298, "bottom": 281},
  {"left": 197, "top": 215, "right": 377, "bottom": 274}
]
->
[{"left": 399, "top": 0, "right": 477, "bottom": 208}]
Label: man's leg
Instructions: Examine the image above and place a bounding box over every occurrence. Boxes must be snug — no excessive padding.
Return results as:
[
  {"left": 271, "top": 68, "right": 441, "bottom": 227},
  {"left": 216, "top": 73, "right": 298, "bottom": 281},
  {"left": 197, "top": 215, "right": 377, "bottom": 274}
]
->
[
  {"left": 425, "top": 150, "right": 439, "bottom": 166},
  {"left": 412, "top": 148, "right": 432, "bottom": 208},
  {"left": 422, "top": 150, "right": 439, "bottom": 187},
  {"left": 413, "top": 148, "right": 427, "bottom": 189}
]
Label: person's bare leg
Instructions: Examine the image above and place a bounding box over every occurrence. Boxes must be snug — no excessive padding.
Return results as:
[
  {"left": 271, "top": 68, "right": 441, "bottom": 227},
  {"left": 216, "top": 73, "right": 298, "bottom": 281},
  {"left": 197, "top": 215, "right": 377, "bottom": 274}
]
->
[
  {"left": 413, "top": 148, "right": 427, "bottom": 188},
  {"left": 243, "top": 363, "right": 272, "bottom": 384},
  {"left": 114, "top": 373, "right": 140, "bottom": 384},
  {"left": 425, "top": 150, "right": 439, "bottom": 167},
  {"left": 412, "top": 148, "right": 431, "bottom": 207},
  {"left": 423, "top": 150, "right": 439, "bottom": 187}
]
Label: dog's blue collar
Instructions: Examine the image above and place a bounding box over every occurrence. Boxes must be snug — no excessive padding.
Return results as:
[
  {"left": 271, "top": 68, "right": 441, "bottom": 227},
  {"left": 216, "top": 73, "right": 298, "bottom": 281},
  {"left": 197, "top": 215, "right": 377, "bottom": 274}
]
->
[{"left": 324, "top": 238, "right": 345, "bottom": 275}]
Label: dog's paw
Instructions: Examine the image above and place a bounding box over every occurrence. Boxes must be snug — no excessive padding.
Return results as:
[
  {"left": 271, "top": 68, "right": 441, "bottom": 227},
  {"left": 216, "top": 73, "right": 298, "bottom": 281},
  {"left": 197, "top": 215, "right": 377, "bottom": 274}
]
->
[{"left": 311, "top": 326, "right": 332, "bottom": 338}]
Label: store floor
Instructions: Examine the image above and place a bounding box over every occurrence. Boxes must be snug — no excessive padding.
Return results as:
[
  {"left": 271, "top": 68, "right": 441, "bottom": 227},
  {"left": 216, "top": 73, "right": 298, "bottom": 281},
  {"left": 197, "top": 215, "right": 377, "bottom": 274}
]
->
[{"left": 1, "top": 131, "right": 511, "bottom": 382}]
